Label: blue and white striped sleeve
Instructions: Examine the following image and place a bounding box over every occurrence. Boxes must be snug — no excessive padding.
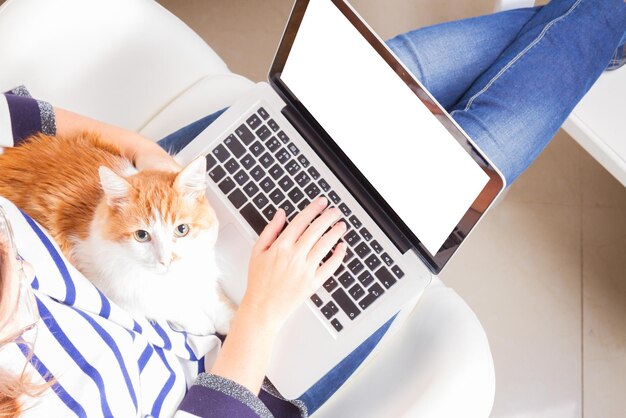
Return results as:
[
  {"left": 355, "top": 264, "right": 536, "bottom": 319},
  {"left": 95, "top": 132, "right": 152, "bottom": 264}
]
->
[{"left": 0, "top": 85, "right": 56, "bottom": 148}]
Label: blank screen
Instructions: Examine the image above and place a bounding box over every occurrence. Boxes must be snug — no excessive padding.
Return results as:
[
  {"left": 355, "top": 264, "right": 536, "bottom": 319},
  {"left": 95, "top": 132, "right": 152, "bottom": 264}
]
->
[{"left": 281, "top": 0, "right": 489, "bottom": 255}]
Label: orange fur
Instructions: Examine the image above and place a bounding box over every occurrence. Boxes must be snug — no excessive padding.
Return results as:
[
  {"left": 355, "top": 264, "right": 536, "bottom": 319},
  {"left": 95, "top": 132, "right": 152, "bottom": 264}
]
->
[{"left": 0, "top": 132, "right": 216, "bottom": 262}]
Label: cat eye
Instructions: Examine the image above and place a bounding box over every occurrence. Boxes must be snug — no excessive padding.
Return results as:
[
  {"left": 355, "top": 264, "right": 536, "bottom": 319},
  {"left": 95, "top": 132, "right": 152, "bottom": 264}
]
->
[
  {"left": 133, "top": 230, "right": 151, "bottom": 242},
  {"left": 174, "top": 224, "right": 190, "bottom": 237}
]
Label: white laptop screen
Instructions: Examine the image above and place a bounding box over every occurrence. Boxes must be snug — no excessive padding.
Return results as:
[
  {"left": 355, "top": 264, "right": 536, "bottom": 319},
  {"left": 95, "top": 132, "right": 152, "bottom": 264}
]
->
[{"left": 281, "top": 0, "right": 490, "bottom": 255}]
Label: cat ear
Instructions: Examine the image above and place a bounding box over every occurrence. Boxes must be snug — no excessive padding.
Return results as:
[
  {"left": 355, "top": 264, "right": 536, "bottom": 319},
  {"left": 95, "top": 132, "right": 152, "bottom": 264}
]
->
[
  {"left": 175, "top": 156, "right": 207, "bottom": 199},
  {"left": 99, "top": 166, "right": 131, "bottom": 206}
]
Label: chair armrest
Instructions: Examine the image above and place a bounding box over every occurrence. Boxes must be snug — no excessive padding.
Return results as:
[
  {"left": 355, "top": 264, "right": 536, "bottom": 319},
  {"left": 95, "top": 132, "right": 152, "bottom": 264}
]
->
[
  {"left": 139, "top": 73, "right": 255, "bottom": 141},
  {"left": 315, "top": 276, "right": 495, "bottom": 418}
]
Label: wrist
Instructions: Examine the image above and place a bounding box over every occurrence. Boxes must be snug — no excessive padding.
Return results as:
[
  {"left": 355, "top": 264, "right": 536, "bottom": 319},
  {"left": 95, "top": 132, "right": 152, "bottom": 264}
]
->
[{"left": 236, "top": 296, "right": 284, "bottom": 337}]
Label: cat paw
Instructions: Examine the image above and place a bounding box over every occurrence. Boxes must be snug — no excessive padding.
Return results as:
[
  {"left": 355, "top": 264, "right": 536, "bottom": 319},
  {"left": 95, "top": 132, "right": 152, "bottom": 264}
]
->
[
  {"left": 213, "top": 301, "right": 236, "bottom": 336},
  {"left": 171, "top": 315, "right": 216, "bottom": 336}
]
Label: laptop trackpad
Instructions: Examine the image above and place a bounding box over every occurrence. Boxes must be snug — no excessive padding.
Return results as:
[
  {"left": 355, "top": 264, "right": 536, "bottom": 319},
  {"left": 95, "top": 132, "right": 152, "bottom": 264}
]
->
[{"left": 216, "top": 223, "right": 253, "bottom": 306}]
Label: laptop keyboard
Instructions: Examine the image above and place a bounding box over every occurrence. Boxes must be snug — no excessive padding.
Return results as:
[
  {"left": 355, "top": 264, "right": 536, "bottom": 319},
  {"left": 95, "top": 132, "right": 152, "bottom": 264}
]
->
[{"left": 206, "top": 107, "right": 405, "bottom": 334}]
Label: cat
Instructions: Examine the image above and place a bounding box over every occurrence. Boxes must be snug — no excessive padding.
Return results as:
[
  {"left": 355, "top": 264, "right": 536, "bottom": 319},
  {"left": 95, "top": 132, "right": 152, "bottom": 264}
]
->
[{"left": 0, "top": 131, "right": 234, "bottom": 335}]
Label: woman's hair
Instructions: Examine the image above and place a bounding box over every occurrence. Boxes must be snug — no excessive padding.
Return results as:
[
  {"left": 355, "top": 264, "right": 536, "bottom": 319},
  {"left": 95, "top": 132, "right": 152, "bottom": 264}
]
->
[{"left": 0, "top": 239, "right": 50, "bottom": 417}]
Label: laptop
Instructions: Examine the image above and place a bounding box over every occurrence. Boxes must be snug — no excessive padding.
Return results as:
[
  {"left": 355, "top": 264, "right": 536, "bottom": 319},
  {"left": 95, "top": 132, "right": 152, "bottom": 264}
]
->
[{"left": 176, "top": 0, "right": 505, "bottom": 399}]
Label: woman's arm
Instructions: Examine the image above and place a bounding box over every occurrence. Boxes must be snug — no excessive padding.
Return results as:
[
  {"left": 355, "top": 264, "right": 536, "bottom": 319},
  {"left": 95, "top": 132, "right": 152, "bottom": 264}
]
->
[
  {"left": 1, "top": 86, "right": 179, "bottom": 172},
  {"left": 54, "top": 108, "right": 180, "bottom": 172},
  {"left": 177, "top": 198, "right": 347, "bottom": 417}
]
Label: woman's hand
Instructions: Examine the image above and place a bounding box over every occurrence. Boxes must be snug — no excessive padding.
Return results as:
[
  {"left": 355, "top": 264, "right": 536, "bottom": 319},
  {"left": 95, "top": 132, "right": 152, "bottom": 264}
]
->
[
  {"left": 209, "top": 197, "right": 347, "bottom": 394},
  {"left": 128, "top": 139, "right": 181, "bottom": 172},
  {"left": 242, "top": 196, "right": 347, "bottom": 329}
]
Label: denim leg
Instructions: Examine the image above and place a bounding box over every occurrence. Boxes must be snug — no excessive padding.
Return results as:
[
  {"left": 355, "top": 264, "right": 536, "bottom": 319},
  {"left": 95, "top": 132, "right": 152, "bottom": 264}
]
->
[
  {"left": 386, "top": 7, "right": 539, "bottom": 110},
  {"left": 449, "top": 0, "right": 626, "bottom": 184},
  {"left": 156, "top": 108, "right": 228, "bottom": 154},
  {"left": 297, "top": 313, "right": 398, "bottom": 416}
]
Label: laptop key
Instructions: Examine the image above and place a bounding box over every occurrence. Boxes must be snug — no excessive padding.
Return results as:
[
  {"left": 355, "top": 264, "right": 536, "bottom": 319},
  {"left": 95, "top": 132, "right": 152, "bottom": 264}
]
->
[
  {"left": 307, "top": 166, "right": 320, "bottom": 180},
  {"left": 285, "top": 160, "right": 301, "bottom": 176},
  {"left": 321, "top": 301, "right": 339, "bottom": 319},
  {"left": 297, "top": 155, "right": 310, "bottom": 168},
  {"left": 295, "top": 172, "right": 311, "bottom": 187},
  {"left": 332, "top": 288, "right": 360, "bottom": 320},
  {"left": 392, "top": 265, "right": 405, "bottom": 279},
  {"left": 225, "top": 134, "right": 246, "bottom": 158},
  {"left": 240, "top": 153, "right": 255, "bottom": 170},
  {"left": 329, "top": 191, "right": 341, "bottom": 205},
  {"left": 355, "top": 242, "right": 372, "bottom": 259},
  {"left": 330, "top": 318, "right": 343, "bottom": 332},
  {"left": 260, "top": 177, "right": 275, "bottom": 193},
  {"left": 371, "top": 240, "right": 383, "bottom": 254},
  {"left": 228, "top": 189, "right": 247, "bottom": 209},
  {"left": 348, "top": 283, "right": 365, "bottom": 301},
  {"left": 268, "top": 119, "right": 280, "bottom": 132},
  {"left": 262, "top": 205, "right": 277, "bottom": 221},
  {"left": 209, "top": 166, "right": 226, "bottom": 183},
  {"left": 310, "top": 293, "right": 323, "bottom": 307},
  {"left": 276, "top": 148, "right": 291, "bottom": 164},
  {"left": 269, "top": 163, "right": 285, "bottom": 180},
  {"left": 343, "top": 247, "right": 354, "bottom": 263},
  {"left": 256, "top": 125, "right": 271, "bottom": 141},
  {"left": 338, "top": 272, "right": 355, "bottom": 288},
  {"left": 349, "top": 215, "right": 362, "bottom": 229},
  {"left": 288, "top": 188, "right": 305, "bottom": 204},
  {"left": 240, "top": 203, "right": 268, "bottom": 235},
  {"left": 287, "top": 143, "right": 300, "bottom": 156},
  {"left": 205, "top": 154, "right": 217, "bottom": 171},
  {"left": 344, "top": 230, "right": 361, "bottom": 246},
  {"left": 250, "top": 165, "right": 265, "bottom": 181},
  {"left": 269, "top": 189, "right": 286, "bottom": 205},
  {"left": 381, "top": 253, "right": 394, "bottom": 267},
  {"left": 243, "top": 181, "right": 259, "bottom": 197},
  {"left": 250, "top": 141, "right": 264, "bottom": 157},
  {"left": 224, "top": 158, "right": 240, "bottom": 174},
  {"left": 323, "top": 278, "right": 338, "bottom": 293},
  {"left": 218, "top": 177, "right": 236, "bottom": 195},
  {"left": 278, "top": 200, "right": 295, "bottom": 217},
  {"left": 252, "top": 193, "right": 269, "bottom": 209},
  {"left": 246, "top": 115, "right": 262, "bottom": 130},
  {"left": 234, "top": 169, "right": 249, "bottom": 186},
  {"left": 277, "top": 131, "right": 290, "bottom": 144},
  {"left": 258, "top": 107, "right": 270, "bottom": 120},
  {"left": 304, "top": 183, "right": 321, "bottom": 199},
  {"left": 359, "top": 284, "right": 384, "bottom": 310},
  {"left": 212, "top": 144, "right": 230, "bottom": 163},
  {"left": 297, "top": 198, "right": 311, "bottom": 211},
  {"left": 278, "top": 175, "right": 295, "bottom": 192},
  {"left": 360, "top": 228, "right": 372, "bottom": 241},
  {"left": 348, "top": 259, "right": 364, "bottom": 275},
  {"left": 339, "top": 203, "right": 351, "bottom": 217},
  {"left": 364, "top": 254, "right": 382, "bottom": 271},
  {"left": 318, "top": 178, "right": 331, "bottom": 192},
  {"left": 358, "top": 271, "right": 374, "bottom": 287},
  {"left": 259, "top": 152, "right": 275, "bottom": 168},
  {"left": 267, "top": 137, "right": 281, "bottom": 152},
  {"left": 375, "top": 266, "right": 397, "bottom": 289},
  {"left": 235, "top": 124, "right": 255, "bottom": 145}
]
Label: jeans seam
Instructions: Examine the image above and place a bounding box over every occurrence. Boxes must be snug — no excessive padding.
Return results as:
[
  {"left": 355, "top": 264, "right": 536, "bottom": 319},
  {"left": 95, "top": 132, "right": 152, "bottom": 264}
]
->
[{"left": 461, "top": 0, "right": 584, "bottom": 112}]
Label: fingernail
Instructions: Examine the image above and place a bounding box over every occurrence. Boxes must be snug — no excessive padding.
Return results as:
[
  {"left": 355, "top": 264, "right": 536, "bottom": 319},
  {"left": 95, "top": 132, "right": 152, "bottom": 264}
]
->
[{"left": 318, "top": 196, "right": 328, "bottom": 207}]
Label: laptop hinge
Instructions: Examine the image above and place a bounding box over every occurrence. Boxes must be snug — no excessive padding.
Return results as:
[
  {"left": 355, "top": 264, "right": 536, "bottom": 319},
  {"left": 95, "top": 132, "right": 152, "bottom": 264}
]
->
[{"left": 280, "top": 104, "right": 413, "bottom": 255}]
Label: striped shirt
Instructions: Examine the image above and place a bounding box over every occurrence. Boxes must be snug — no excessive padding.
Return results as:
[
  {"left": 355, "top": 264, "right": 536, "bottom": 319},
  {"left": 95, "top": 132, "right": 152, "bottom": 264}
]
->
[{"left": 0, "top": 87, "right": 303, "bottom": 417}]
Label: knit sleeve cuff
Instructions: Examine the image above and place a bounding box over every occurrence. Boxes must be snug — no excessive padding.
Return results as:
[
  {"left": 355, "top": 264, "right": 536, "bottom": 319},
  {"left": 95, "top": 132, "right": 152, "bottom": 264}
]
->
[
  {"left": 177, "top": 373, "right": 274, "bottom": 418},
  {"left": 3, "top": 85, "right": 56, "bottom": 145}
]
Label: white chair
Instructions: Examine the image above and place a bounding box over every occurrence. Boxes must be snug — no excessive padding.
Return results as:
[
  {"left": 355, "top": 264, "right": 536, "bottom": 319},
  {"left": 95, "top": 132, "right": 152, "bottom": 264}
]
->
[
  {"left": 0, "top": 0, "right": 496, "bottom": 416},
  {"left": 497, "top": 0, "right": 626, "bottom": 187}
]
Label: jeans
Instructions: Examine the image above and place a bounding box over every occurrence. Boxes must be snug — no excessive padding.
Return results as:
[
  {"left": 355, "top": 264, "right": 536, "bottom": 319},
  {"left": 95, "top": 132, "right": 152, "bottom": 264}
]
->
[{"left": 158, "top": 0, "right": 626, "bottom": 414}]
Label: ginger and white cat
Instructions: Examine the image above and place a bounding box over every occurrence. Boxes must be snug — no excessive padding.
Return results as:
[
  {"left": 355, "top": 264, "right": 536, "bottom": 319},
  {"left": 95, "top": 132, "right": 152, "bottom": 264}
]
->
[{"left": 0, "top": 132, "right": 233, "bottom": 335}]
